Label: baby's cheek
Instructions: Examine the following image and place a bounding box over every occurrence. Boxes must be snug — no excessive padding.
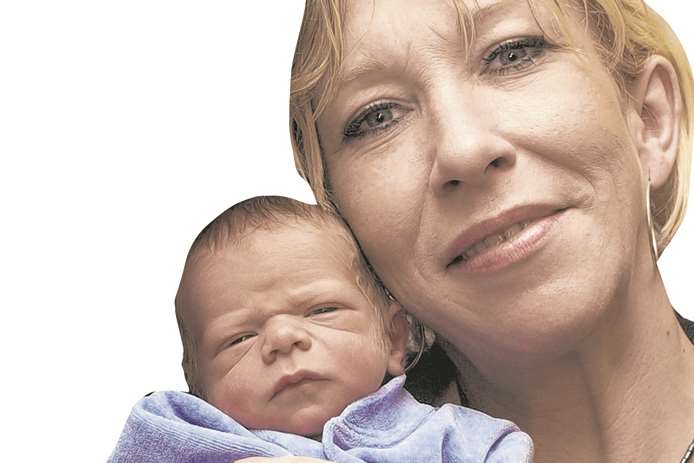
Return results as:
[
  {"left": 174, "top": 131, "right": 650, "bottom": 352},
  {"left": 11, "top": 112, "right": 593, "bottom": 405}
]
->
[
  {"left": 207, "top": 379, "right": 259, "bottom": 424},
  {"left": 223, "top": 394, "right": 271, "bottom": 430}
]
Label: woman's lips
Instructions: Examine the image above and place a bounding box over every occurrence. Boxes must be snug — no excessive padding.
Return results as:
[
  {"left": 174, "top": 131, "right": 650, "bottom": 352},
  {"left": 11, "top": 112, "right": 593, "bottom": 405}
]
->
[{"left": 446, "top": 206, "right": 566, "bottom": 273}]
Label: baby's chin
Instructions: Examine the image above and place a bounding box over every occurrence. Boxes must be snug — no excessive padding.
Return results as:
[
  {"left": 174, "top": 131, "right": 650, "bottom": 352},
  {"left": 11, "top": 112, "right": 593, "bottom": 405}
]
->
[
  {"left": 230, "top": 399, "right": 351, "bottom": 439},
  {"left": 211, "top": 389, "right": 354, "bottom": 438},
  {"left": 262, "top": 404, "right": 340, "bottom": 438},
  {"left": 281, "top": 422, "right": 323, "bottom": 438}
]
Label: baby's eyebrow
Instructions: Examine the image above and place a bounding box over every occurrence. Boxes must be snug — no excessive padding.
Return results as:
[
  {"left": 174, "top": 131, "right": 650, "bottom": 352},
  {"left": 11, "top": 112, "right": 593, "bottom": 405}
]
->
[
  {"left": 203, "top": 309, "right": 254, "bottom": 341},
  {"left": 283, "top": 278, "right": 353, "bottom": 306}
]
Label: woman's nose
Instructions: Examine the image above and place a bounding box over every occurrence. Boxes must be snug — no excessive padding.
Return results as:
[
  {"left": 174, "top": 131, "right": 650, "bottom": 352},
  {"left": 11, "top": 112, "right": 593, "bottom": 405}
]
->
[
  {"left": 260, "top": 316, "right": 312, "bottom": 364},
  {"left": 428, "top": 95, "right": 517, "bottom": 195}
]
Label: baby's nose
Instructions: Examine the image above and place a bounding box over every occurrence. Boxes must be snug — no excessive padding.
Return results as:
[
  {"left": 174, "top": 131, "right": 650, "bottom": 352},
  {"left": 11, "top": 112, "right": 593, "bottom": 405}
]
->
[{"left": 260, "top": 316, "right": 312, "bottom": 363}]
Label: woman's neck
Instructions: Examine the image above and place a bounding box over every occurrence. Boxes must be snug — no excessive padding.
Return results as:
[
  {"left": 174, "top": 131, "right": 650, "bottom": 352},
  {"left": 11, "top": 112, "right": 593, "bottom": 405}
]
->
[{"left": 449, "top": 270, "right": 694, "bottom": 463}]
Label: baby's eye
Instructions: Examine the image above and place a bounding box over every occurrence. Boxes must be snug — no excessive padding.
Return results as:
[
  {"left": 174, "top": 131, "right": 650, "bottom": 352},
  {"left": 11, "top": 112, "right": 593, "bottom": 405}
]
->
[
  {"left": 227, "top": 333, "right": 256, "bottom": 348},
  {"left": 308, "top": 306, "right": 339, "bottom": 317},
  {"left": 343, "top": 102, "right": 407, "bottom": 140},
  {"left": 482, "top": 36, "right": 550, "bottom": 76}
]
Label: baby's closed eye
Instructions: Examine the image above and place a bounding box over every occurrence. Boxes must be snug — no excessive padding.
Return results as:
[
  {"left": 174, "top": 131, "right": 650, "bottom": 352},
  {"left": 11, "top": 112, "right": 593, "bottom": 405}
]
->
[
  {"left": 307, "top": 306, "right": 340, "bottom": 317},
  {"left": 225, "top": 333, "right": 257, "bottom": 349}
]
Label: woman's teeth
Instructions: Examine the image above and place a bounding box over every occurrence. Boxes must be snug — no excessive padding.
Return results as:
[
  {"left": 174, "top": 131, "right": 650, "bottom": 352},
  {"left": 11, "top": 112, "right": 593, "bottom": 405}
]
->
[{"left": 457, "top": 221, "right": 530, "bottom": 262}]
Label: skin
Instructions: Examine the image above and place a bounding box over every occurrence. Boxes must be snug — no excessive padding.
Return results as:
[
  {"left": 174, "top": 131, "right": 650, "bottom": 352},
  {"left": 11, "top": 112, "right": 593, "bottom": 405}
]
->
[
  {"left": 239, "top": 1, "right": 693, "bottom": 462},
  {"left": 303, "top": 0, "right": 693, "bottom": 462},
  {"left": 178, "top": 221, "right": 407, "bottom": 438}
]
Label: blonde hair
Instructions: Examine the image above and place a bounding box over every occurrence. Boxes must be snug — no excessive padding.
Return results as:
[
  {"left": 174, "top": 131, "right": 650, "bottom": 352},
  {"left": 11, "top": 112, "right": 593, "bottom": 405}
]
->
[
  {"left": 290, "top": 0, "right": 693, "bottom": 253},
  {"left": 175, "top": 196, "right": 392, "bottom": 397}
]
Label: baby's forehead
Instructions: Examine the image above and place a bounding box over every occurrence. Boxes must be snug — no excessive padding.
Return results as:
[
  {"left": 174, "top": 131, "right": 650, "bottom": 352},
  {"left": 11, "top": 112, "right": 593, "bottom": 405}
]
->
[
  {"left": 183, "top": 219, "right": 361, "bottom": 308},
  {"left": 235, "top": 219, "right": 356, "bottom": 262},
  {"left": 183, "top": 231, "right": 374, "bottom": 336}
]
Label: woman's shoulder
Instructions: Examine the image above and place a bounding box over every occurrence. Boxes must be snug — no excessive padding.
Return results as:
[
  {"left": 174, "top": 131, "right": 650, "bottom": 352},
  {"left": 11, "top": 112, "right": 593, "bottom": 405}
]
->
[{"left": 676, "top": 310, "right": 694, "bottom": 343}]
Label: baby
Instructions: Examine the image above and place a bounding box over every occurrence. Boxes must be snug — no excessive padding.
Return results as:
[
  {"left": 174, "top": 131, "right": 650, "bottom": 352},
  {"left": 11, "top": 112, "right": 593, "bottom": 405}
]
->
[{"left": 109, "top": 196, "right": 533, "bottom": 462}]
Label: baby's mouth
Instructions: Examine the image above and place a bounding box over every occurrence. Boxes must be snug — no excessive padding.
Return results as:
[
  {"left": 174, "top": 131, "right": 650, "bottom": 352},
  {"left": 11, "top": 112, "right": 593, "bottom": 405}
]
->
[{"left": 272, "top": 370, "right": 324, "bottom": 398}]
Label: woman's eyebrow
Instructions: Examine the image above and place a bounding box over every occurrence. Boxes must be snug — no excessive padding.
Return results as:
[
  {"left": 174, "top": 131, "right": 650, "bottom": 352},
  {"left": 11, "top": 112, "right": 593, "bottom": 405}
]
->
[
  {"left": 339, "top": 0, "right": 523, "bottom": 84},
  {"left": 340, "top": 57, "right": 388, "bottom": 84},
  {"left": 471, "top": 0, "right": 519, "bottom": 26}
]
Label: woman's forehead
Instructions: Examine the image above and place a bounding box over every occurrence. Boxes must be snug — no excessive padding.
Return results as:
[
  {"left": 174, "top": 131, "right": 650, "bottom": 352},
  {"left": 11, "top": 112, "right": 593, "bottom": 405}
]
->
[
  {"left": 342, "top": 0, "right": 545, "bottom": 37},
  {"left": 339, "top": 0, "right": 563, "bottom": 79}
]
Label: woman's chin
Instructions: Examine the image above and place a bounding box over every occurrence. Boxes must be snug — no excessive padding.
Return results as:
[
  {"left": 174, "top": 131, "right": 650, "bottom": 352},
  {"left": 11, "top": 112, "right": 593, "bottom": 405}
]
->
[{"left": 436, "top": 263, "right": 625, "bottom": 360}]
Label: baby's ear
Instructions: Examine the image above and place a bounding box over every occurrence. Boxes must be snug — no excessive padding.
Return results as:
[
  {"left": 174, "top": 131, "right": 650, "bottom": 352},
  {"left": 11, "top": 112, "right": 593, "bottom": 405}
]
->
[{"left": 384, "top": 302, "right": 409, "bottom": 377}]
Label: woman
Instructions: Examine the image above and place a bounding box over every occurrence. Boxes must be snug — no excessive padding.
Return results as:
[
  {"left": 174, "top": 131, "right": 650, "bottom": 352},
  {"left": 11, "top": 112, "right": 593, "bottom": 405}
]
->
[{"left": 247, "top": 0, "right": 694, "bottom": 462}]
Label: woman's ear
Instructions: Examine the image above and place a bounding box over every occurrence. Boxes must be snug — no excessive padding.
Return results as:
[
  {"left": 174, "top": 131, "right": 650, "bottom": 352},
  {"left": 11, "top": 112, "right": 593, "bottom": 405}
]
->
[
  {"left": 629, "top": 55, "right": 682, "bottom": 189},
  {"left": 384, "top": 302, "right": 409, "bottom": 377}
]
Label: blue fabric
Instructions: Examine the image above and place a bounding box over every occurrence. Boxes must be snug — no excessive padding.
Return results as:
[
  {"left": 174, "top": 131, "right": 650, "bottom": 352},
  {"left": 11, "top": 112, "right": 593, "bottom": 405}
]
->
[{"left": 109, "top": 376, "right": 533, "bottom": 462}]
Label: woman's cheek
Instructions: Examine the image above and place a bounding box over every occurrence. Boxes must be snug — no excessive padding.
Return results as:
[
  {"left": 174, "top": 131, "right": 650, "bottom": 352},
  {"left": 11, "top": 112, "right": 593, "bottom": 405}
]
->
[
  {"left": 332, "top": 135, "right": 429, "bottom": 259},
  {"left": 508, "top": 63, "right": 642, "bottom": 247},
  {"left": 510, "top": 60, "right": 630, "bottom": 167}
]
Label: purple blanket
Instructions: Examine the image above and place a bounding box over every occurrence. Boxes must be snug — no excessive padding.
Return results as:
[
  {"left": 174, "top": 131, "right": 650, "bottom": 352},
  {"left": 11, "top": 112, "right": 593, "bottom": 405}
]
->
[{"left": 109, "top": 376, "right": 533, "bottom": 462}]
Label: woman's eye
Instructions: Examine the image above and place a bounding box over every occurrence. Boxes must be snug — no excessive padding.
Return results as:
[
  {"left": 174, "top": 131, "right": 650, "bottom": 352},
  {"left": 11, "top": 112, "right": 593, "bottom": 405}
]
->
[
  {"left": 344, "top": 102, "right": 405, "bottom": 140},
  {"left": 482, "top": 36, "right": 549, "bottom": 75},
  {"left": 308, "top": 306, "right": 339, "bottom": 317}
]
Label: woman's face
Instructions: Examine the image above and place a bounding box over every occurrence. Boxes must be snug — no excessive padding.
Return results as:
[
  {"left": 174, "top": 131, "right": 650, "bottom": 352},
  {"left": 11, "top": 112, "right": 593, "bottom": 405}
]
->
[{"left": 317, "top": 0, "right": 653, "bottom": 363}]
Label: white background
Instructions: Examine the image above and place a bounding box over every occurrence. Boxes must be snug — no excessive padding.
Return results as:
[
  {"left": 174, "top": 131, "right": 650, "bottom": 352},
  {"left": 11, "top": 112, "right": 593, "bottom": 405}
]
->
[{"left": 0, "top": 1, "right": 692, "bottom": 460}]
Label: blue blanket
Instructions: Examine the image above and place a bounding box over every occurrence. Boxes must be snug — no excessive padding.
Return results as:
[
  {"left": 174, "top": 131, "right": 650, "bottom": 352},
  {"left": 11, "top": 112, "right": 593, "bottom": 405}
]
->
[{"left": 109, "top": 376, "right": 533, "bottom": 462}]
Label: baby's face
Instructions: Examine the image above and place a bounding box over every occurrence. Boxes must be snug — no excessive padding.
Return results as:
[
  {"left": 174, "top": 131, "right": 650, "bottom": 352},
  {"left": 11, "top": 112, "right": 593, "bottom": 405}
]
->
[{"left": 179, "top": 222, "right": 404, "bottom": 437}]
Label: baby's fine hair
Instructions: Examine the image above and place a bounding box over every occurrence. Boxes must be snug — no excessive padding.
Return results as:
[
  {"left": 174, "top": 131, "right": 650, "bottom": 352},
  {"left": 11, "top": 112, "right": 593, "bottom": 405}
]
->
[{"left": 175, "top": 195, "right": 392, "bottom": 398}]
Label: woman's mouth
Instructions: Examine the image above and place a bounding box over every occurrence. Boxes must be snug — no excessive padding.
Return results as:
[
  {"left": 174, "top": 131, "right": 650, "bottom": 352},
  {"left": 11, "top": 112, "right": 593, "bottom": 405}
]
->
[
  {"left": 447, "top": 206, "right": 566, "bottom": 274},
  {"left": 452, "top": 221, "right": 531, "bottom": 262}
]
